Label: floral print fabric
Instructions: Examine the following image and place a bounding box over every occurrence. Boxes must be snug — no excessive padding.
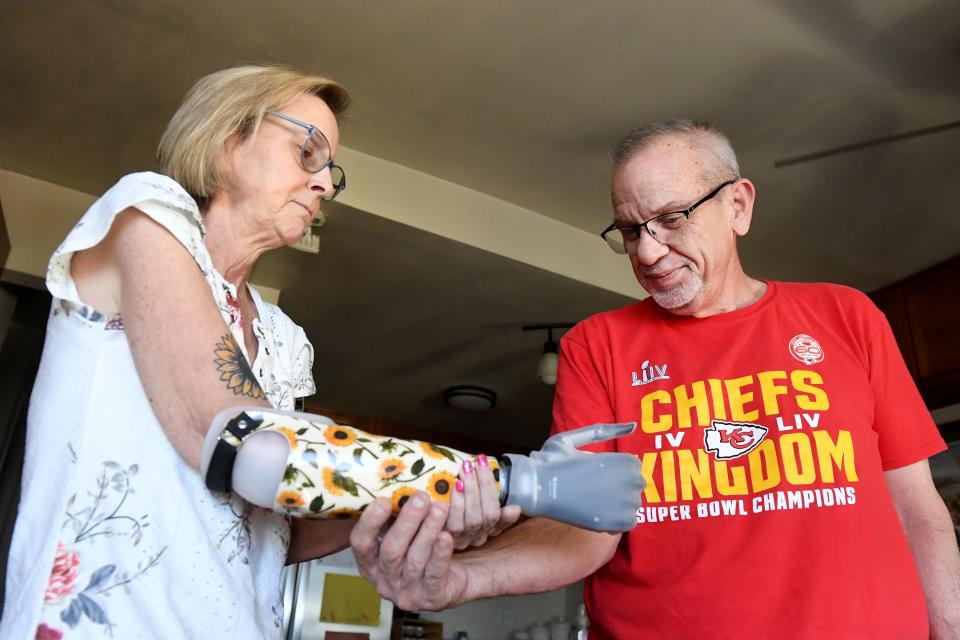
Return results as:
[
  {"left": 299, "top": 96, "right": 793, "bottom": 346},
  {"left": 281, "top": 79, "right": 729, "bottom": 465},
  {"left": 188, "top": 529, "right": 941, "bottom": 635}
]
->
[
  {"left": 227, "top": 410, "right": 499, "bottom": 519},
  {"left": 0, "top": 173, "right": 314, "bottom": 639}
]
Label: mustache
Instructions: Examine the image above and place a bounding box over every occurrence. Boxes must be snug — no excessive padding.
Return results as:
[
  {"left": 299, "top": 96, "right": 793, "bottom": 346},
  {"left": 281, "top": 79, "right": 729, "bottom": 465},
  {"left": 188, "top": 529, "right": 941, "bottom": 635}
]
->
[{"left": 640, "top": 260, "right": 690, "bottom": 277}]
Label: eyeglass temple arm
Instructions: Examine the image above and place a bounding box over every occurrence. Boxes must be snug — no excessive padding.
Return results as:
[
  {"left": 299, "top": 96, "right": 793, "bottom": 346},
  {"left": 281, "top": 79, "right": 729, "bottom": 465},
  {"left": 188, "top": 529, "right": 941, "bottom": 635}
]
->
[
  {"left": 688, "top": 179, "right": 737, "bottom": 212},
  {"left": 265, "top": 110, "right": 315, "bottom": 133}
]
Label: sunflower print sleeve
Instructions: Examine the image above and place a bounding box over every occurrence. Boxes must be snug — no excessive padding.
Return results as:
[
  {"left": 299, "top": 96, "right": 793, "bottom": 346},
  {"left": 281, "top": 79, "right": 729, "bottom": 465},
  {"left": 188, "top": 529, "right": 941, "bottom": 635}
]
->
[{"left": 255, "top": 415, "right": 499, "bottom": 518}]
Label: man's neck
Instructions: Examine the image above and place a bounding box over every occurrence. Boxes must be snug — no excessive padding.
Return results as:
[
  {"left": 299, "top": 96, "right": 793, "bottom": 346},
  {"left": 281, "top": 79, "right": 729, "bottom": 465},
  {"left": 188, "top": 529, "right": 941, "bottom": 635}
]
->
[{"left": 670, "top": 269, "right": 766, "bottom": 319}]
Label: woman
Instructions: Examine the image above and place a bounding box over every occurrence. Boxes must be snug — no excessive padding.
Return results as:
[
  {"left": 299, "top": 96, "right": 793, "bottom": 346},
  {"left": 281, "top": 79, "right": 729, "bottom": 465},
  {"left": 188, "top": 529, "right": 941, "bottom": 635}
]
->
[{"left": 2, "top": 66, "right": 512, "bottom": 639}]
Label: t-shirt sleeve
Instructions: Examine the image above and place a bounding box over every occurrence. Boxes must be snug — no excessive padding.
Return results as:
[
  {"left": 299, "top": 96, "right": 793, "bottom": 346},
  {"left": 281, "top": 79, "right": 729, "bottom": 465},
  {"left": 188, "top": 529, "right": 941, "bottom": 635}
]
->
[
  {"left": 551, "top": 328, "right": 617, "bottom": 453},
  {"left": 46, "top": 172, "right": 208, "bottom": 307},
  {"left": 865, "top": 299, "right": 946, "bottom": 469}
]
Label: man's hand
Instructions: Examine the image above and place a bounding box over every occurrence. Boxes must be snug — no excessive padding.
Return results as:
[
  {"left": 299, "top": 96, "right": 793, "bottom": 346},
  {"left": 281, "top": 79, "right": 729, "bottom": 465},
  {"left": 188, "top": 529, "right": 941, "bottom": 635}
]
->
[{"left": 351, "top": 492, "right": 470, "bottom": 611}]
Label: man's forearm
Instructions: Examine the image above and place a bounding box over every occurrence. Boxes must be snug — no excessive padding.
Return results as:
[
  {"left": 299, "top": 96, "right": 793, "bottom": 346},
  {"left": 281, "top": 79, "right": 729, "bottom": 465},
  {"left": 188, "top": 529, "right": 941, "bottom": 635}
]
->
[
  {"left": 456, "top": 517, "right": 620, "bottom": 603},
  {"left": 886, "top": 462, "right": 960, "bottom": 638},
  {"left": 902, "top": 512, "right": 960, "bottom": 639}
]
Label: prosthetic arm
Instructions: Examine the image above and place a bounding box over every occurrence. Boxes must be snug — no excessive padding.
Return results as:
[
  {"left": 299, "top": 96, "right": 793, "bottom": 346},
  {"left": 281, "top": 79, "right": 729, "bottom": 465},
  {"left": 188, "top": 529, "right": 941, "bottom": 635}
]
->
[{"left": 201, "top": 407, "right": 645, "bottom": 532}]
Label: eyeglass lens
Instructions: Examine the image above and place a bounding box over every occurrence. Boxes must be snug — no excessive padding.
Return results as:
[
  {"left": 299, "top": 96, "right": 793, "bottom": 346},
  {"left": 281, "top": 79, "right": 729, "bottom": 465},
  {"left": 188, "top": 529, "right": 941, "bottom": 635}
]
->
[
  {"left": 602, "top": 180, "right": 734, "bottom": 254},
  {"left": 605, "top": 213, "right": 687, "bottom": 254},
  {"left": 301, "top": 129, "right": 332, "bottom": 173}
]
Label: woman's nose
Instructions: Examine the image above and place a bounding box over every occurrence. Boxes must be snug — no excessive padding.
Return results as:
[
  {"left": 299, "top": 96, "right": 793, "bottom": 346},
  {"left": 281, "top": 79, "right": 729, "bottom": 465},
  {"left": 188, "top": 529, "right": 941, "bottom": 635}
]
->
[{"left": 307, "top": 165, "right": 334, "bottom": 196}]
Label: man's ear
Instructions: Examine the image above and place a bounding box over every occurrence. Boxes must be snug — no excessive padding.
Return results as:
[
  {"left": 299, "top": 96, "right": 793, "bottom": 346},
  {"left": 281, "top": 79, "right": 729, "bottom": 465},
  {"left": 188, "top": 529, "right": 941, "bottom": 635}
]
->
[{"left": 729, "top": 179, "right": 756, "bottom": 237}]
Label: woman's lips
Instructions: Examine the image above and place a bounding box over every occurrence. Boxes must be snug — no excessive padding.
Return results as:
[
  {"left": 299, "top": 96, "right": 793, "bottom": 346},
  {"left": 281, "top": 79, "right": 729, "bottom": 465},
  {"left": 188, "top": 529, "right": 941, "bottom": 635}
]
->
[{"left": 293, "top": 201, "right": 315, "bottom": 223}]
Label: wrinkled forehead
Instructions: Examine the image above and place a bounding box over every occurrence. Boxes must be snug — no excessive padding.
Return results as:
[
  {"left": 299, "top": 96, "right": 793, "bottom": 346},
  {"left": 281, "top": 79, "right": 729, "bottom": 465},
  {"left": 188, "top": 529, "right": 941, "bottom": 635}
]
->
[{"left": 611, "top": 139, "right": 711, "bottom": 215}]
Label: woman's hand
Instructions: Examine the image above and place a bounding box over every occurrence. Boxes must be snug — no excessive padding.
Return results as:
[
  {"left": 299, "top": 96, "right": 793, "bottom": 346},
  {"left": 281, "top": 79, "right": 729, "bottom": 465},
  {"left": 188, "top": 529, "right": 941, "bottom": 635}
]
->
[{"left": 445, "top": 455, "right": 522, "bottom": 550}]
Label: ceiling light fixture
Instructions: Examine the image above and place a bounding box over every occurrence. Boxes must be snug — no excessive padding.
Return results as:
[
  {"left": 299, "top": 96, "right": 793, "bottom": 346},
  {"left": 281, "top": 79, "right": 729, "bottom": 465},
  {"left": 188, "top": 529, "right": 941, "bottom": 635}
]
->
[
  {"left": 443, "top": 385, "right": 497, "bottom": 411},
  {"left": 523, "top": 323, "right": 575, "bottom": 385}
]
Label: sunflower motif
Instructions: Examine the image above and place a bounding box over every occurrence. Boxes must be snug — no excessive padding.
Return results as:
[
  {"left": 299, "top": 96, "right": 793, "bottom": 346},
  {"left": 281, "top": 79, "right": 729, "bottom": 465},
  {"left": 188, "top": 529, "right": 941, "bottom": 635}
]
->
[
  {"left": 275, "top": 427, "right": 298, "bottom": 449},
  {"left": 328, "top": 508, "right": 361, "bottom": 520},
  {"left": 378, "top": 458, "right": 406, "bottom": 480},
  {"left": 324, "top": 425, "right": 357, "bottom": 447},
  {"left": 323, "top": 467, "right": 346, "bottom": 496},
  {"left": 390, "top": 486, "right": 417, "bottom": 513},
  {"left": 427, "top": 471, "right": 456, "bottom": 501},
  {"left": 213, "top": 333, "right": 265, "bottom": 399},
  {"left": 420, "top": 441, "right": 451, "bottom": 460},
  {"left": 277, "top": 490, "right": 305, "bottom": 509}
]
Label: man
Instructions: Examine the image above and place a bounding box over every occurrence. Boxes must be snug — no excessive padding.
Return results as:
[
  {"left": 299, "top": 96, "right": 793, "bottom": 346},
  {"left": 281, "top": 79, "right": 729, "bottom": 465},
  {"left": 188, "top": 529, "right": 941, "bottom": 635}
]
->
[{"left": 350, "top": 121, "right": 960, "bottom": 639}]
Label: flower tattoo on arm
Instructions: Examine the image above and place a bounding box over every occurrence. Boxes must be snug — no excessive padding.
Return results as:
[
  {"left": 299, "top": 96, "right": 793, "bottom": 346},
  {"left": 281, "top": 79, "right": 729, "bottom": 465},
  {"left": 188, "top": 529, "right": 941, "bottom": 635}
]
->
[{"left": 213, "top": 333, "right": 265, "bottom": 399}]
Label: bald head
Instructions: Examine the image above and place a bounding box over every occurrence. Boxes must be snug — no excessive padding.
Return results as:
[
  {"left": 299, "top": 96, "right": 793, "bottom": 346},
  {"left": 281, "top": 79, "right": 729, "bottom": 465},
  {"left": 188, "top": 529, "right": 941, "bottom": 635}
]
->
[{"left": 612, "top": 120, "right": 740, "bottom": 187}]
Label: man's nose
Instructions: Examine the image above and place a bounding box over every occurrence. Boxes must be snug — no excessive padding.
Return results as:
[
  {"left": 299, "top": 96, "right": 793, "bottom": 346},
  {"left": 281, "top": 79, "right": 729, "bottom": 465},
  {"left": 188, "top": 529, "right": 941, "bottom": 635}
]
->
[{"left": 630, "top": 228, "right": 669, "bottom": 265}]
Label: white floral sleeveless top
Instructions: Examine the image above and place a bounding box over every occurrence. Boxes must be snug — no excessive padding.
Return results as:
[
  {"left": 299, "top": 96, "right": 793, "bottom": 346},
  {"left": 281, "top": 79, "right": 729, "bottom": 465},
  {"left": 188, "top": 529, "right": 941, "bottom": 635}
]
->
[{"left": 1, "top": 172, "right": 316, "bottom": 639}]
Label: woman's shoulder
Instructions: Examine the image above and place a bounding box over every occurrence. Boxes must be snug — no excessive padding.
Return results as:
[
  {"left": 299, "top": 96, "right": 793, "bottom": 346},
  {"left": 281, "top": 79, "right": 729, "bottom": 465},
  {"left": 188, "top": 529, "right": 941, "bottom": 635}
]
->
[
  {"left": 61, "top": 171, "right": 204, "bottom": 245},
  {"left": 47, "top": 173, "right": 212, "bottom": 308},
  {"left": 105, "top": 172, "right": 203, "bottom": 227}
]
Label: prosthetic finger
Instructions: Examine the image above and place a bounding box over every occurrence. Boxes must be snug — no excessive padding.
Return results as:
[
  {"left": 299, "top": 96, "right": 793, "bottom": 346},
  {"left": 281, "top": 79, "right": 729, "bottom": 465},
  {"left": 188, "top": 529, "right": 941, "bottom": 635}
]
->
[
  {"left": 500, "top": 422, "right": 645, "bottom": 532},
  {"left": 541, "top": 422, "right": 637, "bottom": 453}
]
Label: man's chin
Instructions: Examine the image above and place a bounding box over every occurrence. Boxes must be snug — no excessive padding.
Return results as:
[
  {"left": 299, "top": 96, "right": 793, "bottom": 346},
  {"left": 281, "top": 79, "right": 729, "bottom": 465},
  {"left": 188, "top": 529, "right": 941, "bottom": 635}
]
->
[{"left": 645, "top": 280, "right": 702, "bottom": 312}]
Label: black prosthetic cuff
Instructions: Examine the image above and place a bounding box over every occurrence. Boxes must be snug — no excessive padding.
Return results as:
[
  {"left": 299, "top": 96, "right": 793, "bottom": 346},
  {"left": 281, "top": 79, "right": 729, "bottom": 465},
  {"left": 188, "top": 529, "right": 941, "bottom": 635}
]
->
[{"left": 204, "top": 411, "right": 264, "bottom": 493}]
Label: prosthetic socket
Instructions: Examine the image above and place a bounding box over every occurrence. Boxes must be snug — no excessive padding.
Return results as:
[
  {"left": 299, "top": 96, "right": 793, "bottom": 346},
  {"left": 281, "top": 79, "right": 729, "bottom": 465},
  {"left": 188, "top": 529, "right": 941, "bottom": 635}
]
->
[{"left": 201, "top": 407, "right": 645, "bottom": 532}]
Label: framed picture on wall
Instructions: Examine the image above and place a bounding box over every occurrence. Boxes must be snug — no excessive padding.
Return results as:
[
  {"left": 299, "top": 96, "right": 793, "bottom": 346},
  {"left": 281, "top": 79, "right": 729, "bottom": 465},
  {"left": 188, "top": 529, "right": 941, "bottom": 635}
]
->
[{"left": 284, "top": 551, "right": 394, "bottom": 640}]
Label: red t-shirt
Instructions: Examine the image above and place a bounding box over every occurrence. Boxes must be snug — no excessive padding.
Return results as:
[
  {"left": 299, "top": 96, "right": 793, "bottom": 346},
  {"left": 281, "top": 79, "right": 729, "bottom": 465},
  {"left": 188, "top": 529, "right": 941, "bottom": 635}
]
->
[{"left": 551, "top": 281, "right": 945, "bottom": 640}]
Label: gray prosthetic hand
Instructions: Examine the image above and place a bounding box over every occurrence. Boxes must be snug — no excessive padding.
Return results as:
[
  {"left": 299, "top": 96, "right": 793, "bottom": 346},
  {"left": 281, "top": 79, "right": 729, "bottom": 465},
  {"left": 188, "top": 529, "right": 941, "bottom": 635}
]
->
[{"left": 499, "top": 422, "right": 645, "bottom": 532}]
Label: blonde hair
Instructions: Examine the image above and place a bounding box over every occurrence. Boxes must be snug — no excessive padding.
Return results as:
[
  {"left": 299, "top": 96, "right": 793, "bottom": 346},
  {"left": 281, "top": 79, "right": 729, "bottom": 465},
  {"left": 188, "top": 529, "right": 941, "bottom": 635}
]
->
[{"left": 157, "top": 65, "right": 350, "bottom": 207}]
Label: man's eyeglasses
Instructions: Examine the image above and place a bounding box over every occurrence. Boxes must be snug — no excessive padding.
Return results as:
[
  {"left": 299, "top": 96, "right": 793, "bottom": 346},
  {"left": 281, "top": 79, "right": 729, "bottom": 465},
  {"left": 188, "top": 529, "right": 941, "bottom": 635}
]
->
[
  {"left": 265, "top": 110, "right": 346, "bottom": 202},
  {"left": 600, "top": 179, "right": 736, "bottom": 255}
]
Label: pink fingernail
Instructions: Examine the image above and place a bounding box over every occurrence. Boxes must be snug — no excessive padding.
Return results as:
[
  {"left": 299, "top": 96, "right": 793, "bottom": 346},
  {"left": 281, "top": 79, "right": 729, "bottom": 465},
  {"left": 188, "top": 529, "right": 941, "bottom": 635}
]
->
[
  {"left": 463, "top": 460, "right": 474, "bottom": 475},
  {"left": 456, "top": 479, "right": 465, "bottom": 493},
  {"left": 477, "top": 454, "right": 488, "bottom": 468}
]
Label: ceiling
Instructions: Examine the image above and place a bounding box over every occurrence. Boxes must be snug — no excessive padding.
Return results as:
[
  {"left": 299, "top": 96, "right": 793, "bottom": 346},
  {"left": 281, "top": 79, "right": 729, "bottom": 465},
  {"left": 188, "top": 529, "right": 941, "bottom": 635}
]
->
[{"left": 1, "top": 0, "right": 959, "bottom": 449}]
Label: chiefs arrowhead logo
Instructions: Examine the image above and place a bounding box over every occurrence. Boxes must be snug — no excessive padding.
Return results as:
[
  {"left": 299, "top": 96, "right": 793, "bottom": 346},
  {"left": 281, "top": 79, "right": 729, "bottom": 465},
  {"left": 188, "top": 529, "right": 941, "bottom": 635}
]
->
[{"left": 704, "top": 420, "right": 768, "bottom": 460}]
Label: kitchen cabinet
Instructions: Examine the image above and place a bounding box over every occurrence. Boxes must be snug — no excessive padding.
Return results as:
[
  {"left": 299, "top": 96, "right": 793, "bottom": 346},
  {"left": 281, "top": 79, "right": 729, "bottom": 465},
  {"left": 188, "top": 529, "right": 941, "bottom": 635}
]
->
[{"left": 871, "top": 255, "right": 960, "bottom": 409}]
